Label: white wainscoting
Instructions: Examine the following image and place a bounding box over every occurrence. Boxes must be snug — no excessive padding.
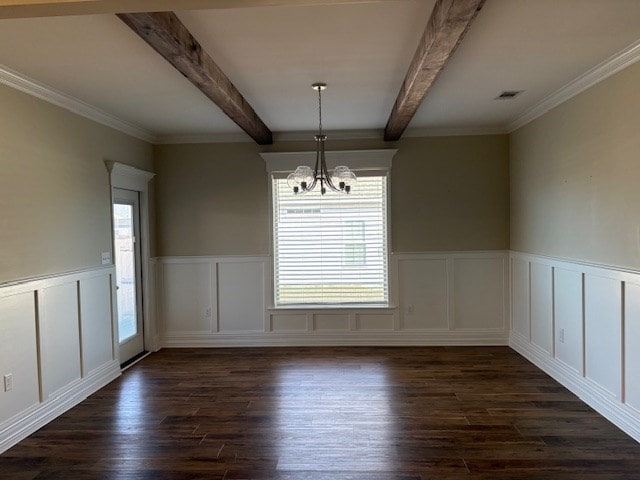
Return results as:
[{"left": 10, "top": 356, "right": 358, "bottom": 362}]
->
[
  {"left": 157, "top": 251, "right": 509, "bottom": 347},
  {"left": 0, "top": 266, "right": 120, "bottom": 453},
  {"left": 510, "top": 251, "right": 640, "bottom": 442}
]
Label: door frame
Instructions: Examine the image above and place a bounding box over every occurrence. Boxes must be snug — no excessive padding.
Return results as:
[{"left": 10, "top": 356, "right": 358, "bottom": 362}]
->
[
  {"left": 113, "top": 188, "right": 144, "bottom": 363},
  {"left": 106, "top": 161, "right": 156, "bottom": 361}
]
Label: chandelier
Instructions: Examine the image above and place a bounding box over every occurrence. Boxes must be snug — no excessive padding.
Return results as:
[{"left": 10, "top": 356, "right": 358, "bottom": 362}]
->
[{"left": 287, "top": 83, "right": 356, "bottom": 195}]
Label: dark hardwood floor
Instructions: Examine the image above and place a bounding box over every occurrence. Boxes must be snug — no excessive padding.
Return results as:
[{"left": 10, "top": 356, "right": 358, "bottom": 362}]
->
[{"left": 2, "top": 346, "right": 640, "bottom": 479}]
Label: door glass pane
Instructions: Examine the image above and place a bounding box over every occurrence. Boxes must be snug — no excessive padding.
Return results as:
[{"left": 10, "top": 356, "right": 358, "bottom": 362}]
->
[{"left": 114, "top": 203, "right": 137, "bottom": 342}]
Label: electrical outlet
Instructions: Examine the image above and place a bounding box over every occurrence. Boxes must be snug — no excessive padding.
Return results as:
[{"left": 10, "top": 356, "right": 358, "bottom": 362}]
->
[
  {"left": 559, "top": 328, "right": 565, "bottom": 344},
  {"left": 101, "top": 252, "right": 111, "bottom": 265},
  {"left": 405, "top": 304, "right": 414, "bottom": 315},
  {"left": 205, "top": 307, "right": 212, "bottom": 318},
  {"left": 4, "top": 373, "right": 13, "bottom": 392}
]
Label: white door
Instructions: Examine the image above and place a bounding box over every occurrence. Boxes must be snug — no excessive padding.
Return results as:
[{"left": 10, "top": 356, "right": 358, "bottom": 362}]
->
[{"left": 113, "top": 188, "right": 145, "bottom": 365}]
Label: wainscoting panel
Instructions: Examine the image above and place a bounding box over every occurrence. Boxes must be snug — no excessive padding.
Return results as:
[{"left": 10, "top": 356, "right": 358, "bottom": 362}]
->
[
  {"left": 584, "top": 274, "right": 622, "bottom": 399},
  {"left": 0, "top": 292, "right": 39, "bottom": 426},
  {"left": 218, "top": 261, "right": 265, "bottom": 333},
  {"left": 397, "top": 258, "right": 448, "bottom": 330},
  {"left": 510, "top": 251, "right": 640, "bottom": 442},
  {"left": 158, "top": 252, "right": 509, "bottom": 347},
  {"left": 161, "top": 262, "right": 213, "bottom": 334},
  {"left": 530, "top": 262, "right": 553, "bottom": 355},
  {"left": 39, "top": 282, "right": 82, "bottom": 400},
  {"left": 511, "top": 257, "right": 530, "bottom": 339},
  {"left": 79, "top": 274, "right": 113, "bottom": 376},
  {"left": 0, "top": 266, "right": 120, "bottom": 454},
  {"left": 624, "top": 281, "right": 640, "bottom": 412},
  {"left": 356, "top": 313, "right": 394, "bottom": 331},
  {"left": 553, "top": 267, "right": 583, "bottom": 374},
  {"left": 452, "top": 256, "right": 506, "bottom": 330},
  {"left": 271, "top": 313, "right": 308, "bottom": 332},
  {"left": 314, "top": 314, "right": 350, "bottom": 331}
]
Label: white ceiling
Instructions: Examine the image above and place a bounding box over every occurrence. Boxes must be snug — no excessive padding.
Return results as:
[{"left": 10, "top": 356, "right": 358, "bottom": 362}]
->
[{"left": 0, "top": 0, "right": 639, "bottom": 142}]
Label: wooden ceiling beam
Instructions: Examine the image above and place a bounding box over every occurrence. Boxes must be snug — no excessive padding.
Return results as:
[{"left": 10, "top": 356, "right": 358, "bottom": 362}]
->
[
  {"left": 118, "top": 11, "right": 272, "bottom": 145},
  {"left": 0, "top": 0, "right": 381, "bottom": 19},
  {"left": 384, "top": 0, "right": 485, "bottom": 141}
]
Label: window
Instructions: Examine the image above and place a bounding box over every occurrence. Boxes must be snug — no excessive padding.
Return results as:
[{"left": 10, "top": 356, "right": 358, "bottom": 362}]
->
[{"left": 272, "top": 174, "right": 389, "bottom": 306}]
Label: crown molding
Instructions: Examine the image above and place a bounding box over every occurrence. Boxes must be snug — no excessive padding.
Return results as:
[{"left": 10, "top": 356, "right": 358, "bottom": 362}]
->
[
  {"left": 156, "top": 126, "right": 511, "bottom": 145},
  {"left": 507, "top": 39, "right": 640, "bottom": 133},
  {"left": 154, "top": 132, "right": 253, "bottom": 144},
  {"left": 403, "top": 125, "right": 507, "bottom": 137},
  {"left": 0, "top": 64, "right": 157, "bottom": 143}
]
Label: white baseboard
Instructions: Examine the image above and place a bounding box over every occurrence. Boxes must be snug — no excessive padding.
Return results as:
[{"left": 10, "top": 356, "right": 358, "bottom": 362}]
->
[
  {"left": 510, "top": 332, "right": 640, "bottom": 443},
  {"left": 161, "top": 330, "right": 509, "bottom": 348},
  {"left": 0, "top": 360, "right": 120, "bottom": 454}
]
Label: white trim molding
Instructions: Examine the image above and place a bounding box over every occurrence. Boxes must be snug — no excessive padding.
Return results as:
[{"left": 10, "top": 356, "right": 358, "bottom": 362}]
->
[
  {"left": 507, "top": 39, "right": 640, "bottom": 132},
  {"left": 105, "top": 161, "right": 155, "bottom": 192},
  {"left": 509, "top": 250, "right": 640, "bottom": 443},
  {"left": 0, "top": 360, "right": 120, "bottom": 454},
  {"left": 0, "top": 64, "right": 156, "bottom": 143},
  {"left": 156, "top": 251, "right": 510, "bottom": 348},
  {"left": 0, "top": 265, "right": 121, "bottom": 453},
  {"left": 106, "top": 161, "right": 158, "bottom": 353},
  {"left": 403, "top": 125, "right": 507, "bottom": 137},
  {"left": 162, "top": 330, "right": 510, "bottom": 348},
  {"left": 155, "top": 131, "right": 252, "bottom": 144},
  {"left": 260, "top": 148, "right": 397, "bottom": 173}
]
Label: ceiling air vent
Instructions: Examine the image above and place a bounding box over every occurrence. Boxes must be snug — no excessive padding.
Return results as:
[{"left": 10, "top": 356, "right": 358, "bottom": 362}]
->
[{"left": 495, "top": 90, "right": 524, "bottom": 100}]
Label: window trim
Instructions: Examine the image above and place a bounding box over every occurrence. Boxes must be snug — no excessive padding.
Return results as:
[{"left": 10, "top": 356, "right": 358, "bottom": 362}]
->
[{"left": 261, "top": 149, "right": 396, "bottom": 309}]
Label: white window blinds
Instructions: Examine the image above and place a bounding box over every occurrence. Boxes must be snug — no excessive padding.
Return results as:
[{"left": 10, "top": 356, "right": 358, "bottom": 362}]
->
[{"left": 273, "top": 174, "right": 389, "bottom": 306}]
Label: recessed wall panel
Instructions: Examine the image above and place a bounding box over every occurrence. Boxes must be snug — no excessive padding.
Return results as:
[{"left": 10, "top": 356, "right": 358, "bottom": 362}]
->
[
  {"left": 554, "top": 268, "right": 583, "bottom": 373},
  {"left": 0, "top": 293, "right": 40, "bottom": 424},
  {"left": 79, "top": 274, "right": 113, "bottom": 375},
  {"left": 218, "top": 262, "right": 264, "bottom": 332},
  {"left": 39, "top": 282, "right": 81, "bottom": 399},
  {"left": 314, "top": 314, "right": 349, "bottom": 331},
  {"left": 162, "top": 263, "right": 212, "bottom": 333},
  {"left": 453, "top": 258, "right": 504, "bottom": 329},
  {"left": 530, "top": 262, "right": 553, "bottom": 355},
  {"left": 357, "top": 314, "right": 393, "bottom": 331},
  {"left": 511, "top": 258, "right": 530, "bottom": 338},
  {"left": 625, "top": 282, "right": 640, "bottom": 410},
  {"left": 584, "top": 274, "right": 622, "bottom": 398},
  {"left": 398, "top": 258, "right": 448, "bottom": 330},
  {"left": 271, "top": 314, "right": 307, "bottom": 332}
]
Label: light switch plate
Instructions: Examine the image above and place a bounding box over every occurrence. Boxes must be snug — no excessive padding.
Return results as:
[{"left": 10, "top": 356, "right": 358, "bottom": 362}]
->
[
  {"left": 101, "top": 252, "right": 111, "bottom": 265},
  {"left": 4, "top": 373, "right": 13, "bottom": 392}
]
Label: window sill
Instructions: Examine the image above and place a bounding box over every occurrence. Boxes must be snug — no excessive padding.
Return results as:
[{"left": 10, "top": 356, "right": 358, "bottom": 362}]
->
[{"left": 268, "top": 304, "right": 396, "bottom": 312}]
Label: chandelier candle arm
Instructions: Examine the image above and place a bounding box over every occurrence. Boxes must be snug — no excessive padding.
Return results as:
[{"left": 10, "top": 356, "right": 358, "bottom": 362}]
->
[{"left": 286, "top": 83, "right": 356, "bottom": 195}]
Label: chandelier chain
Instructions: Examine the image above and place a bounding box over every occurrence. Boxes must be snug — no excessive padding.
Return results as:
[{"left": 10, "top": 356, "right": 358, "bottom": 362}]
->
[{"left": 317, "top": 86, "right": 323, "bottom": 136}]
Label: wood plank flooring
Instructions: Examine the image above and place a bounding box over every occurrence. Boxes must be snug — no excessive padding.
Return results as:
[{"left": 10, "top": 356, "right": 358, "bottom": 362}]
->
[{"left": 2, "top": 346, "right": 640, "bottom": 479}]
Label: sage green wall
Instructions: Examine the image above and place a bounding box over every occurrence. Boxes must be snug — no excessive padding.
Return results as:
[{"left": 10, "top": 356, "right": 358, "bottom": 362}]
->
[
  {"left": 154, "top": 135, "right": 509, "bottom": 256},
  {"left": 0, "top": 83, "right": 154, "bottom": 284},
  {"left": 392, "top": 136, "right": 509, "bottom": 252},
  {"left": 153, "top": 142, "right": 270, "bottom": 256},
  {"left": 510, "top": 62, "right": 640, "bottom": 269}
]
